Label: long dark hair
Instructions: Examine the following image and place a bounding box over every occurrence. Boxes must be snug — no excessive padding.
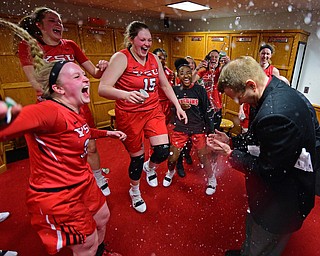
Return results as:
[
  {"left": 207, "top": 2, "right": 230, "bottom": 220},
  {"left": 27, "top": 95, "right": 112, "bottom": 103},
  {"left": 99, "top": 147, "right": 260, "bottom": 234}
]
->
[{"left": 19, "top": 7, "right": 61, "bottom": 43}]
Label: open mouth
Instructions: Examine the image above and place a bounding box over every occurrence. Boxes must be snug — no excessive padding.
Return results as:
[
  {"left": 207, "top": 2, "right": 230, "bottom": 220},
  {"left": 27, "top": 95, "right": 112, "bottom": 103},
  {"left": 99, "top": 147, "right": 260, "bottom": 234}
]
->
[
  {"left": 81, "top": 86, "right": 90, "bottom": 97},
  {"left": 141, "top": 47, "right": 148, "bottom": 54},
  {"left": 53, "top": 28, "right": 62, "bottom": 35}
]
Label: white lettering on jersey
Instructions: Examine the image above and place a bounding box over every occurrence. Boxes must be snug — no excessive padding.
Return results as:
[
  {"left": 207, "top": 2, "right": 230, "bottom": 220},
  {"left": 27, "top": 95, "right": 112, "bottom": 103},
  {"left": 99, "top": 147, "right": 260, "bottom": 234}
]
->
[
  {"left": 133, "top": 68, "right": 158, "bottom": 77},
  {"left": 44, "top": 55, "right": 75, "bottom": 62},
  {"left": 74, "top": 123, "right": 90, "bottom": 138}
]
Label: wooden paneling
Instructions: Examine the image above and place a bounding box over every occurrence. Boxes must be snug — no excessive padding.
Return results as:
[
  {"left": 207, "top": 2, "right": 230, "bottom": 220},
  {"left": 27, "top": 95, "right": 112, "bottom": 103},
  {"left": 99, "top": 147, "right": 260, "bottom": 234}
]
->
[
  {"left": 79, "top": 26, "right": 115, "bottom": 57},
  {"left": 206, "top": 33, "right": 230, "bottom": 55},
  {"left": 222, "top": 94, "right": 241, "bottom": 135},
  {"left": 113, "top": 28, "right": 125, "bottom": 51},
  {"left": 186, "top": 34, "right": 206, "bottom": 60},
  {"left": 89, "top": 80, "right": 115, "bottom": 128},
  {"left": 229, "top": 33, "right": 260, "bottom": 59},
  {"left": 79, "top": 26, "right": 116, "bottom": 128},
  {"left": 63, "top": 24, "right": 81, "bottom": 45}
]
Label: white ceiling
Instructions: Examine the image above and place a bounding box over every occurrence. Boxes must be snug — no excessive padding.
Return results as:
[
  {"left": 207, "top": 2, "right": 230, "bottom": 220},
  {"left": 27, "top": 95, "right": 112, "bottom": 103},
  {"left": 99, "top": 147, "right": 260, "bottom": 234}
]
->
[{"left": 56, "top": 0, "right": 320, "bottom": 20}]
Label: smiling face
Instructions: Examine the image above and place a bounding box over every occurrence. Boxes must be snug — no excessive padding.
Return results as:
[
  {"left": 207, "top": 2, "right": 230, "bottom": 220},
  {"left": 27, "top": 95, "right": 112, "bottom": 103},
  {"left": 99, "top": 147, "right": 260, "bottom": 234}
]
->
[
  {"left": 185, "top": 57, "right": 196, "bottom": 71},
  {"left": 177, "top": 65, "right": 192, "bottom": 88},
  {"left": 208, "top": 51, "right": 219, "bottom": 70},
  {"left": 259, "top": 48, "right": 273, "bottom": 66},
  {"left": 130, "top": 28, "right": 152, "bottom": 59},
  {"left": 36, "top": 11, "right": 63, "bottom": 45},
  {"left": 53, "top": 62, "right": 90, "bottom": 110}
]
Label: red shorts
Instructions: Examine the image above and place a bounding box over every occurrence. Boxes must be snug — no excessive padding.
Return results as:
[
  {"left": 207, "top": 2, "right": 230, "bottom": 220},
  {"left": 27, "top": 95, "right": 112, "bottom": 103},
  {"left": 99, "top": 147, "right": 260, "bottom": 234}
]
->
[
  {"left": 79, "top": 104, "right": 95, "bottom": 128},
  {"left": 170, "top": 131, "right": 207, "bottom": 150},
  {"left": 26, "top": 175, "right": 105, "bottom": 255},
  {"left": 116, "top": 106, "right": 168, "bottom": 154}
]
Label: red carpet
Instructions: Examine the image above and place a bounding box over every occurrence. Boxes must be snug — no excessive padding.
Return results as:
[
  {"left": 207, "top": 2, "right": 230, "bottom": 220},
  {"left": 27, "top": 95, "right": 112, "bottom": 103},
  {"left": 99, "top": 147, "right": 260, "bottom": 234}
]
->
[{"left": 0, "top": 137, "right": 319, "bottom": 255}]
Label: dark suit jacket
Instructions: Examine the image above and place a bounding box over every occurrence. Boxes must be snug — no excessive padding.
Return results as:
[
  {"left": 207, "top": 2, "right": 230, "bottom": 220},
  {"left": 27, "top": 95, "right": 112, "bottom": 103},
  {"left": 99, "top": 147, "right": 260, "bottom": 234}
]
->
[{"left": 230, "top": 76, "right": 316, "bottom": 234}]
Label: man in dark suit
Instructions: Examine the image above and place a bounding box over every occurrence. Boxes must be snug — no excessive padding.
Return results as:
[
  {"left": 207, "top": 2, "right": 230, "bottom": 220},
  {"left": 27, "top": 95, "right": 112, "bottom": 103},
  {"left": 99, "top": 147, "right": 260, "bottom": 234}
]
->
[{"left": 207, "top": 56, "right": 316, "bottom": 256}]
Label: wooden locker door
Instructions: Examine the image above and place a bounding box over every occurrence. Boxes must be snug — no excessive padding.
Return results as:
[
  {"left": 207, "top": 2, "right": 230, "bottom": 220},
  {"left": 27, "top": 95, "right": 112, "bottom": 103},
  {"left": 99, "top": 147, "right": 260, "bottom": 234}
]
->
[
  {"left": 260, "top": 32, "right": 295, "bottom": 80},
  {"left": 63, "top": 24, "right": 81, "bottom": 45},
  {"left": 89, "top": 80, "right": 115, "bottom": 129},
  {"left": 79, "top": 26, "right": 116, "bottom": 128},
  {"left": 151, "top": 33, "right": 165, "bottom": 52},
  {"left": 186, "top": 34, "right": 206, "bottom": 61},
  {"left": 206, "top": 33, "right": 230, "bottom": 56},
  {"left": 170, "top": 34, "right": 186, "bottom": 69},
  {"left": 229, "top": 33, "right": 260, "bottom": 59},
  {"left": 113, "top": 28, "right": 125, "bottom": 51},
  {"left": 224, "top": 33, "right": 260, "bottom": 130}
]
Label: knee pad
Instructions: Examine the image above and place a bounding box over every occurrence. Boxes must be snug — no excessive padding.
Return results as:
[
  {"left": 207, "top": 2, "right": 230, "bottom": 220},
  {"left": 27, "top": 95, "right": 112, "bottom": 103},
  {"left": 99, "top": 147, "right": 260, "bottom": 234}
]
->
[
  {"left": 150, "top": 144, "right": 170, "bottom": 164},
  {"left": 128, "top": 154, "right": 144, "bottom": 180}
]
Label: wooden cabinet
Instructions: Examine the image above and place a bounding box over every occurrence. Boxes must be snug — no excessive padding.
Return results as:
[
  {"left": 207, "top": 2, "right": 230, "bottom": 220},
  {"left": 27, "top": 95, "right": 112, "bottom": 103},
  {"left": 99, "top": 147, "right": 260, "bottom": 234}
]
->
[
  {"left": 206, "top": 33, "right": 230, "bottom": 56},
  {"left": 170, "top": 34, "right": 187, "bottom": 68},
  {"left": 186, "top": 34, "right": 206, "bottom": 60},
  {"left": 113, "top": 28, "right": 125, "bottom": 51},
  {"left": 229, "top": 32, "right": 260, "bottom": 59},
  {"left": 78, "top": 26, "right": 116, "bottom": 128},
  {"left": 168, "top": 29, "right": 309, "bottom": 135},
  {"left": 260, "top": 30, "right": 309, "bottom": 81}
]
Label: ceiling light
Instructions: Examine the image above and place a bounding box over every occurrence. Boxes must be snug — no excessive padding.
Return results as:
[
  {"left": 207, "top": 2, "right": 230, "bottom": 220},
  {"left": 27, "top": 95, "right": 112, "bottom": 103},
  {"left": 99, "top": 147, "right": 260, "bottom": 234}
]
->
[{"left": 167, "top": 1, "right": 211, "bottom": 12}]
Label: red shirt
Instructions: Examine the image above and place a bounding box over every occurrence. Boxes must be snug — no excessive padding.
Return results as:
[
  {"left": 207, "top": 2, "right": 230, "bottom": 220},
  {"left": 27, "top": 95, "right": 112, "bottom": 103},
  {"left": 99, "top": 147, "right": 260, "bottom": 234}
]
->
[
  {"left": 18, "top": 39, "right": 88, "bottom": 66},
  {"left": 115, "top": 48, "right": 160, "bottom": 112},
  {"left": 198, "top": 68, "right": 222, "bottom": 110},
  {"left": 0, "top": 100, "right": 107, "bottom": 189},
  {"left": 264, "top": 64, "right": 275, "bottom": 77}
]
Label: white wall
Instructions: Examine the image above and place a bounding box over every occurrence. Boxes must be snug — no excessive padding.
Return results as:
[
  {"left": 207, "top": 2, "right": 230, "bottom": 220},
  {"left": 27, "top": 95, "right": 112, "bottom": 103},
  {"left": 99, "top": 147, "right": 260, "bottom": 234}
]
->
[{"left": 2, "top": 1, "right": 320, "bottom": 104}]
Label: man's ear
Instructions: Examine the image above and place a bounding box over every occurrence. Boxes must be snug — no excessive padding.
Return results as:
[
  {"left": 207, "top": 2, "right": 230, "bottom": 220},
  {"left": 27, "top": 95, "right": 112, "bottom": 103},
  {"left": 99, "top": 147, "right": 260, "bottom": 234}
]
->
[
  {"left": 245, "top": 79, "right": 257, "bottom": 92},
  {"left": 51, "top": 84, "right": 65, "bottom": 94}
]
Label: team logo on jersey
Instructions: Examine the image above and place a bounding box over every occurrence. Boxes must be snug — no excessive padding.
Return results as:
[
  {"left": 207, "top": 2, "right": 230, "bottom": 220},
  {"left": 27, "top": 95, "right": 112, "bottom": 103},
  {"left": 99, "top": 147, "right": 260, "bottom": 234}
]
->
[
  {"left": 45, "top": 55, "right": 75, "bottom": 62},
  {"left": 179, "top": 98, "right": 199, "bottom": 106},
  {"left": 133, "top": 68, "right": 159, "bottom": 77},
  {"left": 74, "top": 123, "right": 90, "bottom": 137}
]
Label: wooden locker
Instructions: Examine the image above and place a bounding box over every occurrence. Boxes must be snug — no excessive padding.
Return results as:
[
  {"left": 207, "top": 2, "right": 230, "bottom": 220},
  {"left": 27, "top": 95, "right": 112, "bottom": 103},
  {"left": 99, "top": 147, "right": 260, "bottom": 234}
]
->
[
  {"left": 186, "top": 34, "right": 206, "bottom": 60},
  {"left": 229, "top": 33, "right": 260, "bottom": 59},
  {"left": 63, "top": 23, "right": 81, "bottom": 45},
  {"left": 89, "top": 80, "right": 115, "bottom": 128},
  {"left": 260, "top": 30, "right": 309, "bottom": 82},
  {"left": 224, "top": 32, "right": 260, "bottom": 129},
  {"left": 206, "top": 33, "right": 230, "bottom": 56},
  {"left": 79, "top": 26, "right": 116, "bottom": 128},
  {"left": 113, "top": 28, "right": 125, "bottom": 51},
  {"left": 79, "top": 26, "right": 115, "bottom": 63},
  {"left": 170, "top": 34, "right": 187, "bottom": 69}
]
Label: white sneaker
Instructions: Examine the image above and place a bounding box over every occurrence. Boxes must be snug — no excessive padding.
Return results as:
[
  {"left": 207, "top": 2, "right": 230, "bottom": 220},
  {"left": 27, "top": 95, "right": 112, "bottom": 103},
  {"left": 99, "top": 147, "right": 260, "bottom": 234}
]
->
[
  {"left": 0, "top": 250, "right": 18, "bottom": 256},
  {"left": 143, "top": 160, "right": 158, "bottom": 187},
  {"left": 129, "top": 188, "right": 146, "bottom": 213},
  {"left": 0, "top": 212, "right": 10, "bottom": 223},
  {"left": 94, "top": 171, "right": 110, "bottom": 196},
  {"left": 163, "top": 170, "right": 175, "bottom": 187},
  {"left": 206, "top": 175, "right": 217, "bottom": 195}
]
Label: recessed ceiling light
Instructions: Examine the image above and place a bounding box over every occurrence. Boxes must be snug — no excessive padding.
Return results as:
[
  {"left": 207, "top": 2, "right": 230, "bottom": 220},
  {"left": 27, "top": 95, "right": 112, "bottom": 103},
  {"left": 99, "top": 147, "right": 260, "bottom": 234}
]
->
[{"left": 167, "top": 1, "right": 211, "bottom": 12}]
